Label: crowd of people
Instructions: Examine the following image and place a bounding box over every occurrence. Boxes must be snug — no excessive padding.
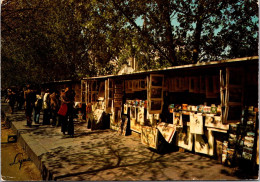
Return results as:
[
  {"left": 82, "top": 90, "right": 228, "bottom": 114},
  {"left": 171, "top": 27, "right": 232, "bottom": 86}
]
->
[{"left": 2, "top": 84, "right": 76, "bottom": 137}]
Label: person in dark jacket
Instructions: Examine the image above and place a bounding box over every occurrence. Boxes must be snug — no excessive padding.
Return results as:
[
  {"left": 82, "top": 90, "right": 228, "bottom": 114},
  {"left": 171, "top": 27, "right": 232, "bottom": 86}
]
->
[
  {"left": 8, "top": 88, "right": 16, "bottom": 114},
  {"left": 60, "top": 85, "right": 75, "bottom": 137},
  {"left": 24, "top": 85, "right": 36, "bottom": 126},
  {"left": 42, "top": 89, "right": 51, "bottom": 125},
  {"left": 33, "top": 91, "right": 42, "bottom": 124}
]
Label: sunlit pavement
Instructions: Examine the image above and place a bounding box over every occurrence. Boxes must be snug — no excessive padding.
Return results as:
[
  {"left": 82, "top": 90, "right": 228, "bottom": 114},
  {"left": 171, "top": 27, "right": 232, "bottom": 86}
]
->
[{"left": 2, "top": 102, "right": 258, "bottom": 181}]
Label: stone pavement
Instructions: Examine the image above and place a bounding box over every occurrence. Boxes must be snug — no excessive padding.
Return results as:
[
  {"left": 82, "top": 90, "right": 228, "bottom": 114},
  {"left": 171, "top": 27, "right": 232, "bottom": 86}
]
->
[{"left": 3, "top": 104, "right": 258, "bottom": 181}]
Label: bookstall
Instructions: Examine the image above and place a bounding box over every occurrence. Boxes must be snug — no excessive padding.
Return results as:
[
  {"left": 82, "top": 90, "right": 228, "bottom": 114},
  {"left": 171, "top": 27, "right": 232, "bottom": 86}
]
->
[{"left": 81, "top": 56, "right": 258, "bottom": 167}]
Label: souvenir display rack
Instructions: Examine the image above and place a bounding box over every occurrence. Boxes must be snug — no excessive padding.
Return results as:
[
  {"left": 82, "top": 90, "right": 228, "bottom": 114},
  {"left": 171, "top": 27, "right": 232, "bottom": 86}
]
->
[{"left": 80, "top": 56, "right": 258, "bottom": 167}]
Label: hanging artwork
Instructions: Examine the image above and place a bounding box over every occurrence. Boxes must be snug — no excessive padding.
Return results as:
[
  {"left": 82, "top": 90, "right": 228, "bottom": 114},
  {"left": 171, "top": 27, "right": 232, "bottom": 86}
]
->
[
  {"left": 150, "top": 88, "right": 163, "bottom": 99},
  {"left": 140, "top": 79, "right": 147, "bottom": 90},
  {"left": 190, "top": 113, "right": 204, "bottom": 134},
  {"left": 123, "top": 104, "right": 128, "bottom": 115},
  {"left": 194, "top": 130, "right": 214, "bottom": 156},
  {"left": 157, "top": 122, "right": 176, "bottom": 143},
  {"left": 173, "top": 112, "right": 183, "bottom": 126},
  {"left": 137, "top": 107, "right": 145, "bottom": 125},
  {"left": 206, "top": 75, "right": 218, "bottom": 98},
  {"left": 141, "top": 126, "right": 158, "bottom": 149},
  {"left": 177, "top": 126, "right": 193, "bottom": 151},
  {"left": 150, "top": 75, "right": 164, "bottom": 87},
  {"left": 205, "top": 115, "right": 229, "bottom": 130}
]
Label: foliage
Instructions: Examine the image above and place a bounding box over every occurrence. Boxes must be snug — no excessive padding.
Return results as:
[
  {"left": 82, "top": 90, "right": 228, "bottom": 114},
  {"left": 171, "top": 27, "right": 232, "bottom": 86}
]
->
[{"left": 1, "top": 0, "right": 258, "bottom": 88}]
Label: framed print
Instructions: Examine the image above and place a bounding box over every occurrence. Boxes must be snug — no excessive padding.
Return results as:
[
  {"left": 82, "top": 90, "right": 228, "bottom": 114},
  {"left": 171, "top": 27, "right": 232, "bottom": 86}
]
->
[
  {"left": 123, "top": 104, "right": 128, "bottom": 114},
  {"left": 149, "top": 99, "right": 163, "bottom": 114},
  {"left": 98, "top": 81, "right": 105, "bottom": 98},
  {"left": 190, "top": 113, "right": 203, "bottom": 134},
  {"left": 130, "top": 117, "right": 141, "bottom": 133},
  {"left": 154, "top": 113, "right": 160, "bottom": 120},
  {"left": 177, "top": 126, "right": 193, "bottom": 151},
  {"left": 140, "top": 79, "right": 147, "bottom": 90},
  {"left": 205, "top": 115, "right": 229, "bottom": 130},
  {"left": 150, "top": 74, "right": 164, "bottom": 87},
  {"left": 137, "top": 107, "right": 145, "bottom": 125},
  {"left": 150, "top": 88, "right": 163, "bottom": 99},
  {"left": 173, "top": 112, "right": 183, "bottom": 126},
  {"left": 130, "top": 106, "right": 136, "bottom": 119},
  {"left": 133, "top": 80, "right": 139, "bottom": 91},
  {"left": 141, "top": 126, "right": 158, "bottom": 149},
  {"left": 206, "top": 75, "right": 218, "bottom": 98},
  {"left": 157, "top": 122, "right": 176, "bottom": 143}
]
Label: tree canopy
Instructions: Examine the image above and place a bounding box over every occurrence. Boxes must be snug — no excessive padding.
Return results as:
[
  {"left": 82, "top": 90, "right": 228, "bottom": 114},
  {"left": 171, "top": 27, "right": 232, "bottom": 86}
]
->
[{"left": 1, "top": 0, "right": 258, "bottom": 88}]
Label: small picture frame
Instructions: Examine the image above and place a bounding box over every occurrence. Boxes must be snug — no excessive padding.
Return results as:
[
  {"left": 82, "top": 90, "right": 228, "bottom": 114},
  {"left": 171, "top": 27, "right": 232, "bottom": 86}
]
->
[
  {"left": 150, "top": 74, "right": 164, "bottom": 87},
  {"left": 140, "top": 79, "right": 147, "bottom": 90},
  {"left": 149, "top": 100, "right": 163, "bottom": 113},
  {"left": 150, "top": 88, "right": 163, "bottom": 99}
]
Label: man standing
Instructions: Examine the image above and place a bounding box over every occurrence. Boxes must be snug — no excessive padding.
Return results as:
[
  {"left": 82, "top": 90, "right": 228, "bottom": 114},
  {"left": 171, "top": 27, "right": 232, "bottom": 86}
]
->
[
  {"left": 42, "top": 89, "right": 51, "bottom": 125},
  {"left": 65, "top": 85, "right": 75, "bottom": 137},
  {"left": 24, "top": 85, "right": 36, "bottom": 126}
]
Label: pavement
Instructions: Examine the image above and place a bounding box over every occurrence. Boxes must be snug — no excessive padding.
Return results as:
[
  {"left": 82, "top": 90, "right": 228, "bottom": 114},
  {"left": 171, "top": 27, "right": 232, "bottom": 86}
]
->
[{"left": 2, "top": 102, "right": 259, "bottom": 181}]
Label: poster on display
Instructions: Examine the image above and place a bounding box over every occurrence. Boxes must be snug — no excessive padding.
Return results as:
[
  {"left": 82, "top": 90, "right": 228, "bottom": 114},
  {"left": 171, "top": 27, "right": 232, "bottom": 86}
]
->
[
  {"left": 150, "top": 88, "right": 163, "bottom": 99},
  {"left": 140, "top": 79, "right": 147, "bottom": 90},
  {"left": 149, "top": 99, "right": 163, "bottom": 114},
  {"left": 130, "top": 106, "right": 136, "bottom": 119},
  {"left": 110, "top": 111, "right": 119, "bottom": 131},
  {"left": 157, "top": 122, "right": 176, "bottom": 143},
  {"left": 205, "top": 115, "right": 229, "bottom": 130},
  {"left": 173, "top": 112, "right": 183, "bottom": 126},
  {"left": 177, "top": 126, "right": 193, "bottom": 151},
  {"left": 137, "top": 107, "right": 145, "bottom": 125},
  {"left": 206, "top": 75, "right": 218, "bottom": 98},
  {"left": 123, "top": 104, "right": 128, "bottom": 114},
  {"left": 150, "top": 74, "right": 164, "bottom": 87},
  {"left": 130, "top": 118, "right": 141, "bottom": 133},
  {"left": 190, "top": 113, "right": 204, "bottom": 134},
  {"left": 133, "top": 80, "right": 140, "bottom": 91},
  {"left": 194, "top": 130, "right": 214, "bottom": 156},
  {"left": 141, "top": 126, "right": 158, "bottom": 149}
]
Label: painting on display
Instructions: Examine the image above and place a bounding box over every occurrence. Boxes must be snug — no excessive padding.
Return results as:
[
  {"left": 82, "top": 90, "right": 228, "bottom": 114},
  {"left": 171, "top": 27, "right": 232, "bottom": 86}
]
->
[
  {"left": 140, "top": 79, "right": 147, "bottom": 90},
  {"left": 137, "top": 107, "right": 145, "bottom": 125},
  {"left": 173, "top": 112, "right": 183, "bottom": 126},
  {"left": 123, "top": 104, "right": 128, "bottom": 114},
  {"left": 110, "top": 111, "right": 119, "bottom": 131},
  {"left": 150, "top": 88, "right": 163, "bottom": 99},
  {"left": 194, "top": 130, "right": 214, "bottom": 156},
  {"left": 190, "top": 113, "right": 204, "bottom": 134},
  {"left": 206, "top": 75, "right": 218, "bottom": 98},
  {"left": 177, "top": 126, "right": 193, "bottom": 151},
  {"left": 130, "top": 118, "right": 141, "bottom": 133},
  {"left": 149, "top": 100, "right": 163, "bottom": 114},
  {"left": 157, "top": 122, "right": 176, "bottom": 143},
  {"left": 130, "top": 106, "right": 136, "bottom": 119},
  {"left": 141, "top": 126, "right": 158, "bottom": 149},
  {"left": 133, "top": 80, "right": 140, "bottom": 91},
  {"left": 150, "top": 75, "right": 164, "bottom": 87},
  {"left": 205, "top": 115, "right": 229, "bottom": 130}
]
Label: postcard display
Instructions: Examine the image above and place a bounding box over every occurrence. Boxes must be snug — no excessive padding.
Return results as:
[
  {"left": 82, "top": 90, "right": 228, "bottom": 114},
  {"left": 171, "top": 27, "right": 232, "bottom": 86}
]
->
[
  {"left": 109, "top": 79, "right": 124, "bottom": 131},
  {"left": 140, "top": 75, "right": 164, "bottom": 149},
  {"left": 222, "top": 107, "right": 258, "bottom": 166},
  {"left": 167, "top": 73, "right": 222, "bottom": 154}
]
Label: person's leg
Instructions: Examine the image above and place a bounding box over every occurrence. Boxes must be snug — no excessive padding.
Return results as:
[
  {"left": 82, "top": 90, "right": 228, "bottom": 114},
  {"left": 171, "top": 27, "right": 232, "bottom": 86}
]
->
[
  {"left": 61, "top": 115, "right": 68, "bottom": 134},
  {"left": 52, "top": 110, "right": 57, "bottom": 126},
  {"left": 67, "top": 105, "right": 74, "bottom": 136}
]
